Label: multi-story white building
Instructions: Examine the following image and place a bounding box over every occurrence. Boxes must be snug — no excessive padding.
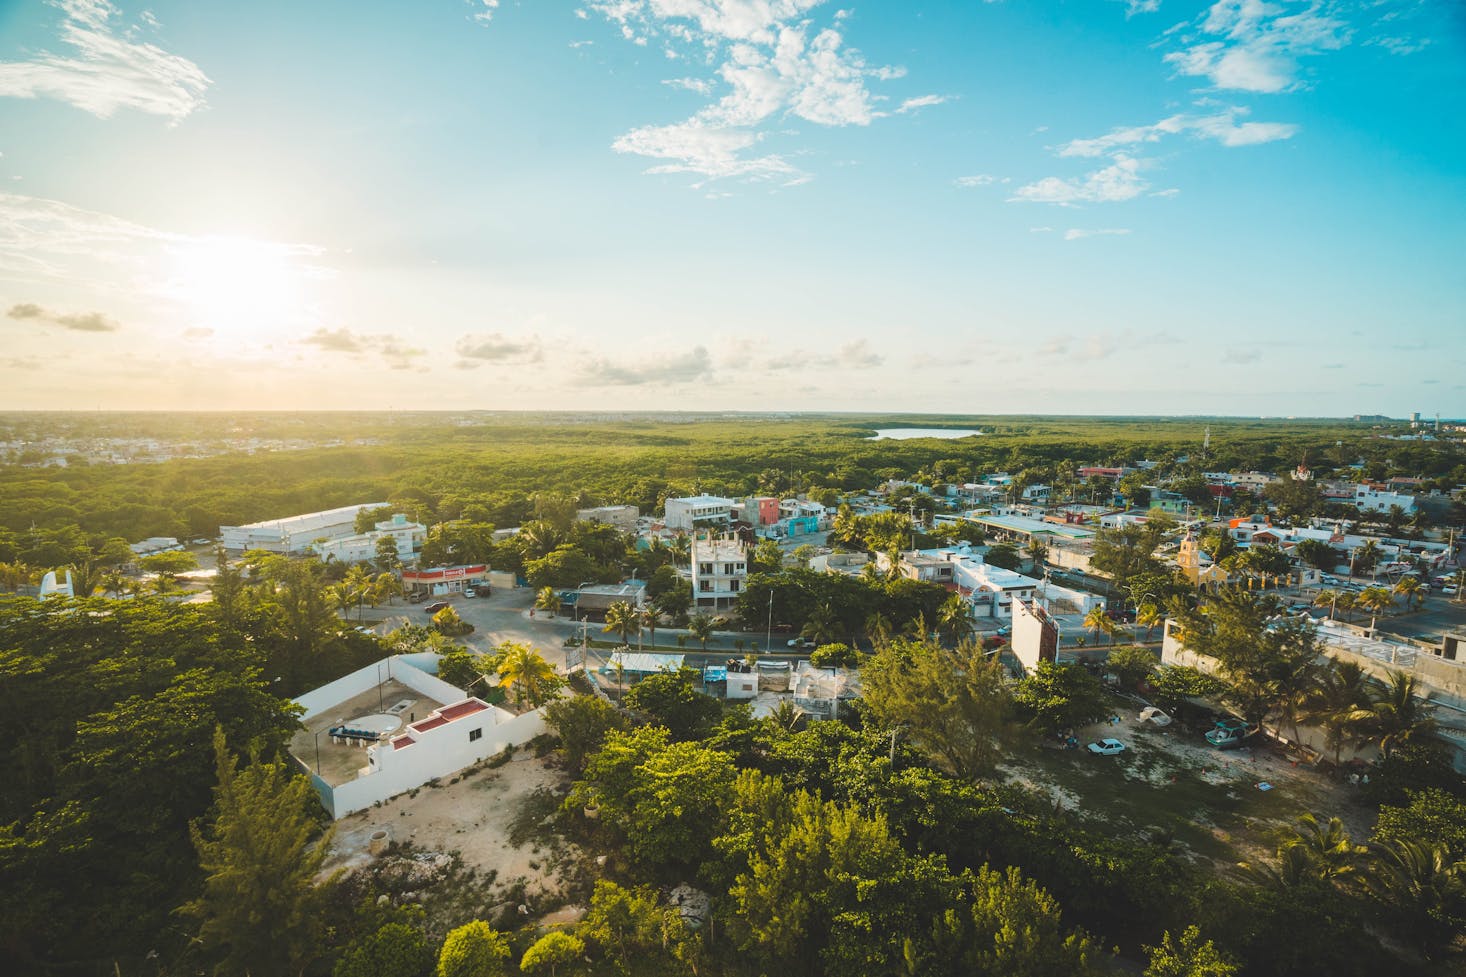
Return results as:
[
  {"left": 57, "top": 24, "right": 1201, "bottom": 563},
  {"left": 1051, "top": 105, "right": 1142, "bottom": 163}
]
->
[
  {"left": 221, "top": 502, "right": 389, "bottom": 553},
  {"left": 664, "top": 494, "right": 734, "bottom": 531},
  {"left": 314, "top": 513, "right": 426, "bottom": 564},
  {"left": 1350, "top": 486, "right": 1417, "bottom": 515},
  {"left": 691, "top": 537, "right": 748, "bottom": 610}
]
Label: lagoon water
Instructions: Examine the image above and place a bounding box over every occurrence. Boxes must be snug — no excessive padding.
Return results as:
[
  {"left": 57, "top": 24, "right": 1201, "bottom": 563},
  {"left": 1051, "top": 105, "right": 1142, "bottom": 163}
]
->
[{"left": 867, "top": 428, "right": 982, "bottom": 440}]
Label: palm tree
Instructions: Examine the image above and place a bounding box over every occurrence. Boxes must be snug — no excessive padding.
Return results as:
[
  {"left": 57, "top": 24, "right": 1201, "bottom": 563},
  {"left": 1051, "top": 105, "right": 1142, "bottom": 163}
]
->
[
  {"left": 669, "top": 533, "right": 691, "bottom": 567},
  {"left": 1026, "top": 537, "right": 1049, "bottom": 574},
  {"left": 373, "top": 572, "right": 401, "bottom": 607},
  {"left": 517, "top": 520, "right": 562, "bottom": 560},
  {"left": 1334, "top": 590, "right": 1357, "bottom": 622},
  {"left": 1312, "top": 588, "right": 1341, "bottom": 620},
  {"left": 341, "top": 564, "right": 374, "bottom": 621},
  {"left": 1304, "top": 659, "right": 1373, "bottom": 764},
  {"left": 1136, "top": 603, "right": 1163, "bottom": 642},
  {"left": 639, "top": 607, "right": 659, "bottom": 649},
  {"left": 1284, "top": 813, "right": 1366, "bottom": 883},
  {"left": 802, "top": 601, "right": 840, "bottom": 646},
  {"left": 1238, "top": 843, "right": 1315, "bottom": 889},
  {"left": 1392, "top": 575, "right": 1423, "bottom": 611},
  {"left": 602, "top": 600, "right": 639, "bottom": 646},
  {"left": 101, "top": 569, "right": 129, "bottom": 598},
  {"left": 1353, "top": 539, "right": 1380, "bottom": 580},
  {"left": 1084, "top": 605, "right": 1120, "bottom": 647},
  {"left": 687, "top": 612, "right": 714, "bottom": 650},
  {"left": 495, "top": 642, "right": 559, "bottom": 710},
  {"left": 535, "top": 586, "right": 562, "bottom": 616},
  {"left": 936, "top": 594, "right": 972, "bottom": 646},
  {"left": 1357, "top": 586, "right": 1394, "bottom": 630},
  {"left": 1368, "top": 671, "right": 1440, "bottom": 755},
  {"left": 1361, "top": 840, "right": 1466, "bottom": 960},
  {"left": 0, "top": 560, "right": 37, "bottom": 591},
  {"left": 864, "top": 611, "right": 893, "bottom": 649}
]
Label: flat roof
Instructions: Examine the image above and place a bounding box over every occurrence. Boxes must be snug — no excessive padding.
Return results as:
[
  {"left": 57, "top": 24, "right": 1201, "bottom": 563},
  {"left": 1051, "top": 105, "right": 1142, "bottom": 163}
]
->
[{"left": 974, "top": 514, "right": 1096, "bottom": 539}]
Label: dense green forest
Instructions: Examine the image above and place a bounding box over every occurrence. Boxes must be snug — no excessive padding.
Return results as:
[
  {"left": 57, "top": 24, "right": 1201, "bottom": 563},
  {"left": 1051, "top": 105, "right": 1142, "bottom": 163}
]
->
[{"left": 2, "top": 412, "right": 1460, "bottom": 559}]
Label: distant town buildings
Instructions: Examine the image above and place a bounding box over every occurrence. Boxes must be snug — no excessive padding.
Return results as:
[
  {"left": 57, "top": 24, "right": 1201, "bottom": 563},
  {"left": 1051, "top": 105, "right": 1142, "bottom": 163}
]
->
[{"left": 221, "top": 502, "right": 389, "bottom": 553}]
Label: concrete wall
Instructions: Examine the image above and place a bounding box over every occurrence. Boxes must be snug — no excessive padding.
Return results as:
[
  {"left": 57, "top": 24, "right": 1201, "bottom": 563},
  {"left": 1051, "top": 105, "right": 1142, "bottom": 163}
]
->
[
  {"left": 295, "top": 656, "right": 468, "bottom": 723},
  {"left": 326, "top": 706, "right": 549, "bottom": 819}
]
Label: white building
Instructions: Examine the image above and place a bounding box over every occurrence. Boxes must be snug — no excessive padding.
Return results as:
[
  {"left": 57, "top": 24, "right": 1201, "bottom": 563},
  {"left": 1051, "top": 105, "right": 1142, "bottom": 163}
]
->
[
  {"left": 221, "top": 502, "right": 389, "bottom": 553},
  {"left": 664, "top": 494, "right": 735, "bottom": 531},
  {"left": 292, "top": 654, "right": 548, "bottom": 818},
  {"left": 314, "top": 513, "right": 426, "bottom": 564},
  {"left": 129, "top": 536, "right": 183, "bottom": 557},
  {"left": 577, "top": 505, "right": 640, "bottom": 532},
  {"left": 1349, "top": 486, "right": 1416, "bottom": 515},
  {"left": 691, "top": 536, "right": 747, "bottom": 610},
  {"left": 958, "top": 561, "right": 1042, "bottom": 619}
]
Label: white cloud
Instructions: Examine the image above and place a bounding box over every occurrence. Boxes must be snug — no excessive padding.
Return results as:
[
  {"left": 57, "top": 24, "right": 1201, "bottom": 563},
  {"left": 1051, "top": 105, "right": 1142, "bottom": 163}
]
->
[
  {"left": 663, "top": 76, "right": 713, "bottom": 94},
  {"left": 894, "top": 94, "right": 948, "bottom": 114},
  {"left": 1223, "top": 346, "right": 1261, "bottom": 364},
  {"left": 0, "top": 0, "right": 209, "bottom": 120},
  {"left": 1010, "top": 156, "right": 1150, "bottom": 205},
  {"left": 1059, "top": 107, "right": 1298, "bottom": 157},
  {"left": 835, "top": 339, "right": 883, "bottom": 368},
  {"left": 1163, "top": 0, "right": 1351, "bottom": 93},
  {"left": 954, "top": 174, "right": 998, "bottom": 188},
  {"left": 302, "top": 328, "right": 425, "bottom": 370},
  {"left": 580, "top": 346, "right": 714, "bottom": 385},
  {"left": 1123, "top": 0, "right": 1162, "bottom": 15},
  {"left": 7, "top": 301, "right": 119, "bottom": 331},
  {"left": 591, "top": 1, "right": 909, "bottom": 185},
  {"left": 453, "top": 332, "right": 544, "bottom": 364},
  {"left": 471, "top": 0, "right": 500, "bottom": 25},
  {"left": 1063, "top": 228, "right": 1131, "bottom": 240}
]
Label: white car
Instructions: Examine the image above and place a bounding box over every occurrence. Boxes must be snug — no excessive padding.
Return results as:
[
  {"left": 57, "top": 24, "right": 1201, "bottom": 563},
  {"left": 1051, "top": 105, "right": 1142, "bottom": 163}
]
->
[
  {"left": 1087, "top": 738, "right": 1126, "bottom": 756},
  {"left": 463, "top": 588, "right": 477, "bottom": 599}
]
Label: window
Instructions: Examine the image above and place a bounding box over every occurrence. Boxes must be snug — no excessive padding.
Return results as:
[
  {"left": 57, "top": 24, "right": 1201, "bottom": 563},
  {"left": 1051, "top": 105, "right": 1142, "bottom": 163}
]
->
[
  {"left": 468, "top": 728, "right": 482, "bottom": 742},
  {"left": 700, "top": 581, "right": 712, "bottom": 591},
  {"left": 730, "top": 579, "right": 740, "bottom": 591},
  {"left": 722, "top": 563, "right": 735, "bottom": 574},
  {"left": 699, "top": 563, "right": 713, "bottom": 575}
]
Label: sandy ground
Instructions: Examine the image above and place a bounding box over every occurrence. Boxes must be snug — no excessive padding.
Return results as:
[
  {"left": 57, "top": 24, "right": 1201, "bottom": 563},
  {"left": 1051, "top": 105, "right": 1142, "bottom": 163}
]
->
[{"left": 324, "top": 750, "right": 578, "bottom": 904}]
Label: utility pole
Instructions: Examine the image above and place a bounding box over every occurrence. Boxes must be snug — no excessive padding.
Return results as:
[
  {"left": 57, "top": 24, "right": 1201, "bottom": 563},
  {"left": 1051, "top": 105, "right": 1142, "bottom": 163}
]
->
[{"left": 765, "top": 590, "right": 773, "bottom": 655}]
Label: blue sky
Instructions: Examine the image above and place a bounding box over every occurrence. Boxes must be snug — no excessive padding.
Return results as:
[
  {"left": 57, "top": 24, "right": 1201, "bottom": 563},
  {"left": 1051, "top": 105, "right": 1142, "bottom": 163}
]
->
[{"left": 0, "top": 0, "right": 1461, "bottom": 414}]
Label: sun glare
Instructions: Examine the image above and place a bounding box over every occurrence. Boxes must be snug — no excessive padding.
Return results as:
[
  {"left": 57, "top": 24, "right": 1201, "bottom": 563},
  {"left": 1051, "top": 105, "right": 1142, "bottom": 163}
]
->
[{"left": 163, "top": 236, "right": 317, "bottom": 340}]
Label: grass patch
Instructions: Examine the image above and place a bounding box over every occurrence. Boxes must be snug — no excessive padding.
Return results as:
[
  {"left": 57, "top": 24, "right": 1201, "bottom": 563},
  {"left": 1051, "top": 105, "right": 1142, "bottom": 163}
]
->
[{"left": 508, "top": 786, "right": 566, "bottom": 848}]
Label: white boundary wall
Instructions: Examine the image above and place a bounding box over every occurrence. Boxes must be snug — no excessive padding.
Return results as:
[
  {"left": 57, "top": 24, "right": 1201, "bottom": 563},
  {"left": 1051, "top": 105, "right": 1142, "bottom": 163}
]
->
[
  {"left": 325, "top": 706, "right": 547, "bottom": 818},
  {"left": 295, "top": 655, "right": 465, "bottom": 722}
]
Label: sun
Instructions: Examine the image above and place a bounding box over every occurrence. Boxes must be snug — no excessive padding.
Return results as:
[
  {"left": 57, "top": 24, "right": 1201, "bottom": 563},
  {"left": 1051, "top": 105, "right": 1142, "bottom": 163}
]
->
[{"left": 163, "top": 236, "right": 317, "bottom": 341}]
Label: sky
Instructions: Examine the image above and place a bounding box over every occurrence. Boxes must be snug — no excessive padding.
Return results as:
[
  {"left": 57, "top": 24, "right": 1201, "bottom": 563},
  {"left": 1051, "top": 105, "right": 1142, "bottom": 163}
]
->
[{"left": 0, "top": 0, "right": 1462, "bottom": 416}]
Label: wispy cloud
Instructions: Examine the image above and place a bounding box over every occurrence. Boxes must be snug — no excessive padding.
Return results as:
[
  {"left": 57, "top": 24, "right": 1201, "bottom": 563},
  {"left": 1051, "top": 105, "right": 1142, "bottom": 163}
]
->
[
  {"left": 1223, "top": 346, "right": 1261, "bottom": 364},
  {"left": 893, "top": 94, "right": 948, "bottom": 114},
  {"left": 453, "top": 332, "right": 544, "bottom": 366},
  {"left": 663, "top": 76, "right": 713, "bottom": 95},
  {"left": 1163, "top": 0, "right": 1351, "bottom": 94},
  {"left": 1123, "top": 0, "right": 1162, "bottom": 15},
  {"left": 954, "top": 174, "right": 999, "bottom": 188},
  {"left": 1063, "top": 228, "right": 1131, "bottom": 241},
  {"left": 580, "top": 346, "right": 714, "bottom": 385},
  {"left": 1010, "top": 156, "right": 1151, "bottom": 205},
  {"left": 7, "top": 301, "right": 119, "bottom": 331},
  {"left": 302, "top": 328, "right": 424, "bottom": 369},
  {"left": 591, "top": 1, "right": 912, "bottom": 185},
  {"left": 0, "top": 0, "right": 209, "bottom": 120},
  {"left": 835, "top": 339, "right": 883, "bottom": 368},
  {"left": 470, "top": 1, "right": 500, "bottom": 25},
  {"left": 1059, "top": 107, "right": 1298, "bottom": 157}
]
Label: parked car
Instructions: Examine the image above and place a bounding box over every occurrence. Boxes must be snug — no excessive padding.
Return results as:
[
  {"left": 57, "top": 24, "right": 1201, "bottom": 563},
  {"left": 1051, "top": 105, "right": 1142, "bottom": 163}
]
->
[
  {"left": 1087, "top": 738, "right": 1126, "bottom": 756},
  {"left": 424, "top": 601, "right": 450, "bottom": 614},
  {"left": 408, "top": 591, "right": 425, "bottom": 603},
  {"left": 463, "top": 588, "right": 477, "bottom": 599},
  {"left": 1320, "top": 574, "right": 1340, "bottom": 585},
  {"left": 787, "top": 637, "right": 817, "bottom": 649}
]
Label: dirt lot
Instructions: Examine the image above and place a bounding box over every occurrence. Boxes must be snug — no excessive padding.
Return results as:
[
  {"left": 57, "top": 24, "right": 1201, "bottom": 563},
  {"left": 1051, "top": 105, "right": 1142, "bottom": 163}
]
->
[
  {"left": 1003, "top": 702, "right": 1376, "bottom": 867},
  {"left": 324, "top": 749, "right": 587, "bottom": 922}
]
